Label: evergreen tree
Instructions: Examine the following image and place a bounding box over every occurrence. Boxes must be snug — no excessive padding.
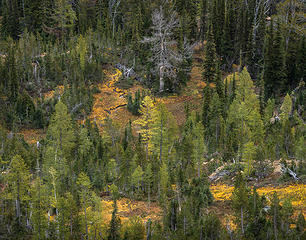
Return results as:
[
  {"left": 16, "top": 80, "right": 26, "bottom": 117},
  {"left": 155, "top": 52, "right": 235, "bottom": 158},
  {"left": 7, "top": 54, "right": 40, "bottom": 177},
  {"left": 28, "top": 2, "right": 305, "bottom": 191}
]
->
[
  {"left": 145, "top": 163, "right": 153, "bottom": 207},
  {"left": 45, "top": 0, "right": 77, "bottom": 38},
  {"left": 159, "top": 161, "right": 169, "bottom": 207},
  {"left": 264, "top": 21, "right": 287, "bottom": 100},
  {"left": 231, "top": 173, "right": 249, "bottom": 236},
  {"left": 202, "top": 26, "right": 218, "bottom": 84},
  {"left": 134, "top": 96, "right": 157, "bottom": 162},
  {"left": 77, "top": 172, "right": 93, "bottom": 239},
  {"left": 3, "top": 155, "right": 30, "bottom": 230},
  {"left": 108, "top": 200, "right": 121, "bottom": 240},
  {"left": 1, "top": 0, "right": 21, "bottom": 39}
]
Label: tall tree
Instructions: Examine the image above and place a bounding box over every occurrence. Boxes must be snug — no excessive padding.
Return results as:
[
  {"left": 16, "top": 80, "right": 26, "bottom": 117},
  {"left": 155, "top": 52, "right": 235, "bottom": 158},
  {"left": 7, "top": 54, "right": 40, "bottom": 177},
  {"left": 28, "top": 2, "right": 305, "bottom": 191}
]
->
[
  {"left": 202, "top": 26, "right": 218, "bottom": 84},
  {"left": 108, "top": 200, "right": 121, "bottom": 240},
  {"left": 77, "top": 172, "right": 93, "bottom": 240},
  {"left": 141, "top": 6, "right": 181, "bottom": 92},
  {"left": 3, "top": 155, "right": 30, "bottom": 229},
  {"left": 227, "top": 68, "right": 264, "bottom": 163},
  {"left": 134, "top": 96, "right": 157, "bottom": 162},
  {"left": 264, "top": 21, "right": 286, "bottom": 100},
  {"left": 1, "top": 0, "right": 21, "bottom": 38},
  {"left": 44, "top": 0, "right": 76, "bottom": 38}
]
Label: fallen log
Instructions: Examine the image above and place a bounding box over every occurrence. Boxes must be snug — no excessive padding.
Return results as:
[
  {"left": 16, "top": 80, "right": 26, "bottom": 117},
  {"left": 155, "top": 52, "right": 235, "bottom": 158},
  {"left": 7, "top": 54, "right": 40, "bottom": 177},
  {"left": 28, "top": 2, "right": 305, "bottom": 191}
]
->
[{"left": 280, "top": 164, "right": 299, "bottom": 181}]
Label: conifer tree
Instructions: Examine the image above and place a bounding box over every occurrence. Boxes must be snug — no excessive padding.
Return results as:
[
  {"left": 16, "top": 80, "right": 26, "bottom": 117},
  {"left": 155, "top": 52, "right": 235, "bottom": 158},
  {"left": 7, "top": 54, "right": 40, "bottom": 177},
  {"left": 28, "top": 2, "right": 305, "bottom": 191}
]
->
[
  {"left": 30, "top": 177, "right": 48, "bottom": 240},
  {"left": 48, "top": 101, "right": 75, "bottom": 160},
  {"left": 45, "top": 0, "right": 77, "bottom": 38},
  {"left": 227, "top": 68, "right": 264, "bottom": 162},
  {"left": 264, "top": 21, "right": 287, "bottom": 100},
  {"left": 231, "top": 173, "right": 249, "bottom": 236},
  {"left": 4, "top": 155, "right": 30, "bottom": 229},
  {"left": 159, "top": 161, "right": 169, "bottom": 207},
  {"left": 77, "top": 35, "right": 87, "bottom": 72},
  {"left": 1, "top": 0, "right": 21, "bottom": 38},
  {"left": 108, "top": 200, "right": 121, "bottom": 240},
  {"left": 77, "top": 172, "right": 93, "bottom": 239},
  {"left": 134, "top": 96, "right": 157, "bottom": 162},
  {"left": 131, "top": 165, "right": 144, "bottom": 194},
  {"left": 221, "top": 2, "right": 235, "bottom": 71},
  {"left": 202, "top": 26, "right": 218, "bottom": 84},
  {"left": 145, "top": 163, "right": 153, "bottom": 207}
]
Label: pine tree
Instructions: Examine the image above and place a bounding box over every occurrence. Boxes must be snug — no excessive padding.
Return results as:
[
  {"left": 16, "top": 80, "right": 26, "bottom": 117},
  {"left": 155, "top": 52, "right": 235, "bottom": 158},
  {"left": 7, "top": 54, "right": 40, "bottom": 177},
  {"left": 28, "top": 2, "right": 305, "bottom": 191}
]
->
[
  {"left": 48, "top": 101, "right": 75, "bottom": 160},
  {"left": 227, "top": 68, "right": 264, "bottom": 162},
  {"left": 231, "top": 173, "right": 249, "bottom": 236},
  {"left": 210, "top": 0, "right": 225, "bottom": 55},
  {"left": 145, "top": 163, "right": 153, "bottom": 208},
  {"left": 296, "top": 37, "right": 305, "bottom": 85},
  {"left": 1, "top": 0, "right": 21, "bottom": 39},
  {"left": 202, "top": 25, "right": 218, "bottom": 84},
  {"left": 202, "top": 86, "right": 213, "bottom": 127},
  {"left": 159, "top": 161, "right": 169, "bottom": 207},
  {"left": 4, "top": 155, "right": 30, "bottom": 229},
  {"left": 77, "top": 35, "right": 87, "bottom": 72},
  {"left": 152, "top": 102, "right": 177, "bottom": 164},
  {"left": 264, "top": 21, "right": 286, "bottom": 100},
  {"left": 221, "top": 2, "right": 235, "bottom": 71},
  {"left": 24, "top": 0, "right": 49, "bottom": 33},
  {"left": 30, "top": 177, "right": 49, "bottom": 240},
  {"left": 134, "top": 96, "right": 157, "bottom": 162},
  {"left": 108, "top": 200, "right": 121, "bottom": 240},
  {"left": 77, "top": 172, "right": 93, "bottom": 239},
  {"left": 45, "top": 0, "right": 77, "bottom": 38},
  {"left": 242, "top": 141, "right": 256, "bottom": 177},
  {"left": 131, "top": 165, "right": 144, "bottom": 194}
]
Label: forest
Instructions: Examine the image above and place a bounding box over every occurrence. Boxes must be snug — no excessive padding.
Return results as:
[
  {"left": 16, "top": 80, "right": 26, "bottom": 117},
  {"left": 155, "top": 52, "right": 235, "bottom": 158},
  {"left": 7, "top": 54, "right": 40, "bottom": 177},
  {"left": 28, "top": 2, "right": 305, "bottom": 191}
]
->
[{"left": 0, "top": 0, "right": 305, "bottom": 239}]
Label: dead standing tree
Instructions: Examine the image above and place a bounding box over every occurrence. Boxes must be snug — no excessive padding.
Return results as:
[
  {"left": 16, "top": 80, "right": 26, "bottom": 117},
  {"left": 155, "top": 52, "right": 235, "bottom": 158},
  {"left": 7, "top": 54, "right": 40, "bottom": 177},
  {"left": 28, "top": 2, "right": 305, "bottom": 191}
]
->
[
  {"left": 142, "top": 7, "right": 181, "bottom": 93},
  {"left": 109, "top": 0, "right": 121, "bottom": 39}
]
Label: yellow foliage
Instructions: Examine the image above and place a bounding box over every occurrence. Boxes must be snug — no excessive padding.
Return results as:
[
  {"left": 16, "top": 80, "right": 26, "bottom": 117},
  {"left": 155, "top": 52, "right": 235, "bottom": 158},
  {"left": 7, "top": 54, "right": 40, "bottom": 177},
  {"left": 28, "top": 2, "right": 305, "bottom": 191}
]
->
[
  {"left": 100, "top": 198, "right": 162, "bottom": 224},
  {"left": 18, "top": 129, "right": 45, "bottom": 145},
  {"left": 210, "top": 184, "right": 306, "bottom": 218},
  {"left": 44, "top": 85, "right": 64, "bottom": 99}
]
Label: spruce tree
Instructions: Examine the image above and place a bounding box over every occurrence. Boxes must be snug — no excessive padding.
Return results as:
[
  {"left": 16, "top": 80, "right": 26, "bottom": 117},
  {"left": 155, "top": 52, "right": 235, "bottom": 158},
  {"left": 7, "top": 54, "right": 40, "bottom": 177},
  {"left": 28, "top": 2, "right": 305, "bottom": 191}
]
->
[
  {"left": 108, "top": 200, "right": 121, "bottom": 240},
  {"left": 202, "top": 26, "right": 218, "bottom": 84},
  {"left": 264, "top": 21, "right": 286, "bottom": 100},
  {"left": 1, "top": 0, "right": 21, "bottom": 39}
]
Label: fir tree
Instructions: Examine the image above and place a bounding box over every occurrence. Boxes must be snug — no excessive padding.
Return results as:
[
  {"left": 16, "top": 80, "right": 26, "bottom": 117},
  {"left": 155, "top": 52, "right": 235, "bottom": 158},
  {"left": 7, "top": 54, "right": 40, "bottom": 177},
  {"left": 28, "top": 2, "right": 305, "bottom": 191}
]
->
[
  {"left": 108, "top": 200, "right": 121, "bottom": 240},
  {"left": 202, "top": 25, "right": 218, "bottom": 84}
]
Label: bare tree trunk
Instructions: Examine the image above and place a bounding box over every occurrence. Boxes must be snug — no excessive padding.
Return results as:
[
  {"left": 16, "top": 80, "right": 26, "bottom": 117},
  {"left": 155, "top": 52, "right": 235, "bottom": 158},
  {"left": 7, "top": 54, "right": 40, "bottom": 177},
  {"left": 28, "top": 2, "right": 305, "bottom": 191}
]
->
[{"left": 159, "top": 66, "right": 164, "bottom": 92}]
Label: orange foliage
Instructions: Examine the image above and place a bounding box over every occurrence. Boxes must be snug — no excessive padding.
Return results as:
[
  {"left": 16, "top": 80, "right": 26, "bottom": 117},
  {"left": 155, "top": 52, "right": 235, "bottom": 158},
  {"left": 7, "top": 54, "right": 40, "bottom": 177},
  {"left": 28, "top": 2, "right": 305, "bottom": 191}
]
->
[
  {"left": 210, "top": 184, "right": 306, "bottom": 218},
  {"left": 101, "top": 198, "right": 162, "bottom": 224},
  {"left": 18, "top": 128, "right": 45, "bottom": 145},
  {"left": 44, "top": 85, "right": 65, "bottom": 99}
]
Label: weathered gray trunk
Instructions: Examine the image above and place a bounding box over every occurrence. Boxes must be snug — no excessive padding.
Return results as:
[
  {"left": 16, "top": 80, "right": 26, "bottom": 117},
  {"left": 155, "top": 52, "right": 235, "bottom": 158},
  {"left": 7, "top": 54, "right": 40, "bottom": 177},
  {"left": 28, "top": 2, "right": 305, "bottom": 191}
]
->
[{"left": 159, "top": 66, "right": 164, "bottom": 92}]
